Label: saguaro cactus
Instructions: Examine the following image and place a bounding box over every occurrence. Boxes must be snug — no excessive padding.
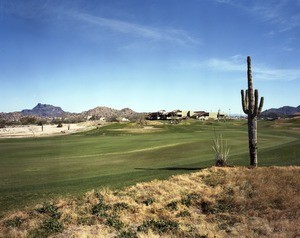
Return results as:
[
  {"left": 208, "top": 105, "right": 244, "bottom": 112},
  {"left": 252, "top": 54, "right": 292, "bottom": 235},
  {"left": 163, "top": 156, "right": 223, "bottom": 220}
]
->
[{"left": 241, "top": 56, "right": 264, "bottom": 167}]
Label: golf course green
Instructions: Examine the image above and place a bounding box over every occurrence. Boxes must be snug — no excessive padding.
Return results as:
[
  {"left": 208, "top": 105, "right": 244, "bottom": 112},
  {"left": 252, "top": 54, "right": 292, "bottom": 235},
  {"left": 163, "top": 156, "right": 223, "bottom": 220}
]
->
[{"left": 0, "top": 119, "right": 299, "bottom": 215}]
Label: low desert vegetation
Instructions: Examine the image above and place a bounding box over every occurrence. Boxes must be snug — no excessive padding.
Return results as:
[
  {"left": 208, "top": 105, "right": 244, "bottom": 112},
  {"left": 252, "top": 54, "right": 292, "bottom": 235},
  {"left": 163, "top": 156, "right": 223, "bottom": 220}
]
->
[
  {"left": 0, "top": 166, "right": 299, "bottom": 237},
  {"left": 212, "top": 133, "right": 230, "bottom": 167}
]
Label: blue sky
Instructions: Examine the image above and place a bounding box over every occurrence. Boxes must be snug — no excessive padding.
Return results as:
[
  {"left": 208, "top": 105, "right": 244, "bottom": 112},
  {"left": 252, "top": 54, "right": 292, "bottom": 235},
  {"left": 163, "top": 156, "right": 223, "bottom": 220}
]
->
[{"left": 0, "top": 0, "right": 299, "bottom": 113}]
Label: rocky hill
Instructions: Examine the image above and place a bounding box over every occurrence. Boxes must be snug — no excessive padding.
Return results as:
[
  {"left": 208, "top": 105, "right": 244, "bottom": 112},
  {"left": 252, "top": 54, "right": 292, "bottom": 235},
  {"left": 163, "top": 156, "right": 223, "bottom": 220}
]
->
[
  {"left": 21, "top": 103, "right": 67, "bottom": 117},
  {"left": 261, "top": 105, "right": 300, "bottom": 118},
  {"left": 83, "top": 106, "right": 139, "bottom": 120}
]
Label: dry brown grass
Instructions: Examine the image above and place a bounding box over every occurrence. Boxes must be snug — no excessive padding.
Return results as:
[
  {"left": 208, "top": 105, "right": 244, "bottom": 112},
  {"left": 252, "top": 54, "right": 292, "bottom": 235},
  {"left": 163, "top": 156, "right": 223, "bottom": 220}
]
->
[{"left": 1, "top": 166, "right": 299, "bottom": 237}]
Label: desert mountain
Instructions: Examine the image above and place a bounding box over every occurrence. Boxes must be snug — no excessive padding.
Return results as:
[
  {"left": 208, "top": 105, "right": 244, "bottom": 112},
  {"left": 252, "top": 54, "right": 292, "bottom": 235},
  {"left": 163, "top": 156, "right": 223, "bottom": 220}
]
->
[
  {"left": 21, "top": 103, "right": 67, "bottom": 117},
  {"left": 82, "top": 106, "right": 139, "bottom": 120},
  {"left": 20, "top": 104, "right": 139, "bottom": 119},
  {"left": 0, "top": 104, "right": 140, "bottom": 123},
  {"left": 261, "top": 105, "right": 300, "bottom": 118}
]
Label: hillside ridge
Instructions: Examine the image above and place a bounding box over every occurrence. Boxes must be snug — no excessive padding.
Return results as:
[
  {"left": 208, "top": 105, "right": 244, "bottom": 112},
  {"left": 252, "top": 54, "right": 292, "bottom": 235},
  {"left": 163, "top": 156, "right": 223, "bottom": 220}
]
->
[
  {"left": 261, "top": 105, "right": 300, "bottom": 118},
  {"left": 0, "top": 103, "right": 140, "bottom": 122}
]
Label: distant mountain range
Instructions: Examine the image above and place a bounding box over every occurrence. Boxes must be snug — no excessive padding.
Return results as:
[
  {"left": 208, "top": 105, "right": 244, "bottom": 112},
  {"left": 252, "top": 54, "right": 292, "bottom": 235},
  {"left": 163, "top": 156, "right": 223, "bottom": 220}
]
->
[
  {"left": 261, "top": 105, "right": 300, "bottom": 118},
  {"left": 1, "top": 103, "right": 299, "bottom": 123},
  {"left": 0, "top": 103, "right": 140, "bottom": 122}
]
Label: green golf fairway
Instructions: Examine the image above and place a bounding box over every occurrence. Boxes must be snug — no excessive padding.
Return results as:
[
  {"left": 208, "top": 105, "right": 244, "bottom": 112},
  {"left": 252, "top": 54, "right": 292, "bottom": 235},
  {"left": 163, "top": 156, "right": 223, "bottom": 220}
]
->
[{"left": 0, "top": 119, "right": 299, "bottom": 215}]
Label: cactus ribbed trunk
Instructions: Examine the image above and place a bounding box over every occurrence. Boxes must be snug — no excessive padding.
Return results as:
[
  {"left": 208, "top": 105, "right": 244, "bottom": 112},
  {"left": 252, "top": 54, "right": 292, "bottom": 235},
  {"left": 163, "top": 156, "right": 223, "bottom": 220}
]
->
[
  {"left": 241, "top": 56, "right": 264, "bottom": 167},
  {"left": 248, "top": 115, "right": 257, "bottom": 166}
]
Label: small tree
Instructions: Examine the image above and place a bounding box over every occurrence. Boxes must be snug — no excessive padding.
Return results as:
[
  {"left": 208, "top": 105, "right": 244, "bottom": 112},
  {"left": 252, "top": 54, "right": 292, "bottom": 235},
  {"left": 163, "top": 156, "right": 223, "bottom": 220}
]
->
[{"left": 29, "top": 126, "right": 36, "bottom": 137}]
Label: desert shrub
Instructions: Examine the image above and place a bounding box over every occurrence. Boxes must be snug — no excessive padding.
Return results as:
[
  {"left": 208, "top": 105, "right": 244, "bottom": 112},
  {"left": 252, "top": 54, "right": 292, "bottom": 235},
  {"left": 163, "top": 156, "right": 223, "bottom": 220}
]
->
[
  {"left": 181, "top": 193, "right": 200, "bottom": 207},
  {"left": 142, "top": 197, "right": 155, "bottom": 206},
  {"left": 41, "top": 217, "right": 63, "bottom": 233},
  {"left": 95, "top": 191, "right": 104, "bottom": 200},
  {"left": 77, "top": 215, "right": 97, "bottom": 226},
  {"left": 0, "top": 120, "right": 6, "bottom": 128},
  {"left": 106, "top": 216, "right": 124, "bottom": 230},
  {"left": 29, "top": 217, "right": 63, "bottom": 237},
  {"left": 4, "top": 217, "right": 23, "bottom": 227},
  {"left": 91, "top": 201, "right": 111, "bottom": 217},
  {"left": 202, "top": 170, "right": 226, "bottom": 187},
  {"left": 214, "top": 214, "right": 241, "bottom": 234},
  {"left": 36, "top": 203, "right": 61, "bottom": 219},
  {"left": 166, "top": 201, "right": 178, "bottom": 211},
  {"left": 212, "top": 134, "right": 230, "bottom": 166},
  {"left": 199, "top": 198, "right": 234, "bottom": 215},
  {"left": 106, "top": 115, "right": 119, "bottom": 122},
  {"left": 36, "top": 120, "right": 46, "bottom": 126},
  {"left": 176, "top": 210, "right": 191, "bottom": 218},
  {"left": 113, "top": 202, "right": 130, "bottom": 211},
  {"left": 137, "top": 218, "right": 179, "bottom": 234},
  {"left": 117, "top": 229, "right": 138, "bottom": 238},
  {"left": 199, "top": 201, "right": 216, "bottom": 214},
  {"left": 218, "top": 222, "right": 232, "bottom": 233},
  {"left": 91, "top": 194, "right": 127, "bottom": 230},
  {"left": 57, "top": 122, "right": 63, "bottom": 128},
  {"left": 215, "top": 199, "right": 234, "bottom": 213},
  {"left": 214, "top": 214, "right": 241, "bottom": 231},
  {"left": 32, "top": 203, "right": 64, "bottom": 236},
  {"left": 20, "top": 116, "right": 37, "bottom": 125}
]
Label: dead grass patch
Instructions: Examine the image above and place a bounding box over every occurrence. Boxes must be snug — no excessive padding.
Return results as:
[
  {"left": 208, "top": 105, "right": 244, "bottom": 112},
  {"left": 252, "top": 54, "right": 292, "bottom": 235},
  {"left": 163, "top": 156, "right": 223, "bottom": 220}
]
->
[{"left": 0, "top": 166, "right": 299, "bottom": 237}]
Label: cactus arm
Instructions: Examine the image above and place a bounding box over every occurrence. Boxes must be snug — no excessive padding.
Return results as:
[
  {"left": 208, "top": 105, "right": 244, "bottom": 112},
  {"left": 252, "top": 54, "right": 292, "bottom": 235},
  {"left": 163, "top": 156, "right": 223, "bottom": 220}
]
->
[
  {"left": 245, "top": 89, "right": 248, "bottom": 110},
  {"left": 241, "top": 90, "right": 248, "bottom": 114},
  {"left": 258, "top": 97, "right": 264, "bottom": 114},
  {"left": 254, "top": 89, "right": 259, "bottom": 116}
]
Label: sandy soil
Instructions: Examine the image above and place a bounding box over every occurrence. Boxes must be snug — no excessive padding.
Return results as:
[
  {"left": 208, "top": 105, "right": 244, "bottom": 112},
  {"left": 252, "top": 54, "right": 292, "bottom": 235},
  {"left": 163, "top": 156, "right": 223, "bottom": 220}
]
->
[{"left": 0, "top": 122, "right": 98, "bottom": 138}]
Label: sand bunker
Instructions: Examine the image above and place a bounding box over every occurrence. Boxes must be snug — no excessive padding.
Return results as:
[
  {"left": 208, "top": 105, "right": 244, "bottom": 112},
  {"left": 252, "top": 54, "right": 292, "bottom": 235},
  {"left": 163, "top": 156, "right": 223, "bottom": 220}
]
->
[{"left": 0, "top": 123, "right": 96, "bottom": 138}]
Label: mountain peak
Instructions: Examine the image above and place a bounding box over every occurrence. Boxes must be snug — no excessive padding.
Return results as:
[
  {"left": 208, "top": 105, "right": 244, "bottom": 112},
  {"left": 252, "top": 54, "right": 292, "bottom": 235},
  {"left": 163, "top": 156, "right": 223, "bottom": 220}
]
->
[{"left": 21, "top": 103, "right": 65, "bottom": 117}]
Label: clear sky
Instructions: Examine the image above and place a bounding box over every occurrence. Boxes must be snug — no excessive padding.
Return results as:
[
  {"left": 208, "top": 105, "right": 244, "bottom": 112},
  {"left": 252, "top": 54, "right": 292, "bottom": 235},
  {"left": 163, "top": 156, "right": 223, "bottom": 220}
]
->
[{"left": 0, "top": 0, "right": 299, "bottom": 114}]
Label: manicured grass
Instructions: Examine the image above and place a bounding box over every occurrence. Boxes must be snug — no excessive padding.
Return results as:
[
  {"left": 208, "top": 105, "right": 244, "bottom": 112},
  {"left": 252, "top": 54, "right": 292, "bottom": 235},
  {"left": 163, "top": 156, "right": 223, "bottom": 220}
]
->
[{"left": 0, "top": 119, "right": 299, "bottom": 215}]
